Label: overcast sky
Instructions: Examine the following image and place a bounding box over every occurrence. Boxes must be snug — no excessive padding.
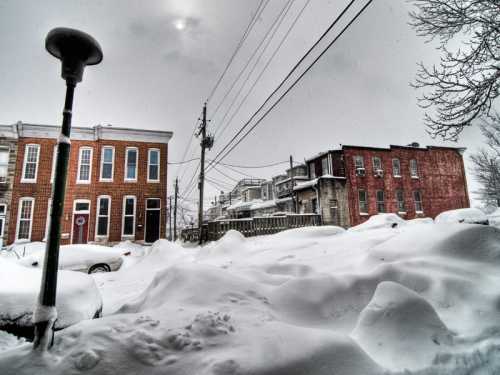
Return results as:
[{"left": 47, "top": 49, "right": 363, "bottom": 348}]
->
[{"left": 0, "top": 0, "right": 487, "bottom": 215}]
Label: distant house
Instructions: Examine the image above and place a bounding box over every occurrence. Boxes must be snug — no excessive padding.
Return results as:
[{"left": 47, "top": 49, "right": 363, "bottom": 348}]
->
[
  {"left": 6, "top": 122, "right": 173, "bottom": 245},
  {"left": 295, "top": 144, "right": 469, "bottom": 227}
]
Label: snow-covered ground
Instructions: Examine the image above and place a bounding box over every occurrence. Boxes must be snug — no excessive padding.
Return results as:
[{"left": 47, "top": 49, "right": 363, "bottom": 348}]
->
[{"left": 1, "top": 216, "right": 500, "bottom": 374}]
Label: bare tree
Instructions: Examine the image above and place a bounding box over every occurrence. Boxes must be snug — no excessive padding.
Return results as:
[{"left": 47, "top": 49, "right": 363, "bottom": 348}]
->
[
  {"left": 410, "top": 0, "right": 500, "bottom": 140},
  {"left": 470, "top": 113, "right": 500, "bottom": 208}
]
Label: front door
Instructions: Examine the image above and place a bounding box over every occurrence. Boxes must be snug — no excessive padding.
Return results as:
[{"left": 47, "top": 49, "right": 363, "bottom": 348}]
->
[
  {"left": 145, "top": 198, "right": 160, "bottom": 243},
  {"left": 73, "top": 213, "right": 89, "bottom": 244},
  {"left": 72, "top": 200, "right": 91, "bottom": 244}
]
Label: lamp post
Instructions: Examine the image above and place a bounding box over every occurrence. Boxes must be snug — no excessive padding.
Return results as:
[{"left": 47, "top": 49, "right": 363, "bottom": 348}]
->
[{"left": 33, "top": 28, "right": 102, "bottom": 350}]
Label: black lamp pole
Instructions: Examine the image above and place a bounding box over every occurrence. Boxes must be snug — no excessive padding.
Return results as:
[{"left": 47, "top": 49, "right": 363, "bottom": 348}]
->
[{"left": 33, "top": 27, "right": 102, "bottom": 350}]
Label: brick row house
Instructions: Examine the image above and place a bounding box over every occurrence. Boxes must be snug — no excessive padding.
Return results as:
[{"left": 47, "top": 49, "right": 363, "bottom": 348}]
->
[
  {"left": 295, "top": 144, "right": 469, "bottom": 227},
  {"left": 2, "top": 122, "right": 172, "bottom": 246}
]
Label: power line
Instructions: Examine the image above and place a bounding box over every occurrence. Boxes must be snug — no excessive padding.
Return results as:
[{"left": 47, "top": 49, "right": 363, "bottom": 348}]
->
[
  {"left": 208, "top": 0, "right": 371, "bottom": 171},
  {"left": 217, "top": 160, "right": 294, "bottom": 169},
  {"left": 206, "top": 0, "right": 267, "bottom": 103},
  {"left": 215, "top": 0, "right": 310, "bottom": 140},
  {"left": 168, "top": 158, "right": 200, "bottom": 165},
  {"left": 216, "top": 162, "right": 259, "bottom": 179},
  {"left": 211, "top": 165, "right": 241, "bottom": 183}
]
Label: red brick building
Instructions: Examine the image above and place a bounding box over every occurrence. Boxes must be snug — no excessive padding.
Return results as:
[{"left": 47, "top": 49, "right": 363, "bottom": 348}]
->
[
  {"left": 295, "top": 143, "right": 469, "bottom": 227},
  {"left": 7, "top": 123, "right": 172, "bottom": 245}
]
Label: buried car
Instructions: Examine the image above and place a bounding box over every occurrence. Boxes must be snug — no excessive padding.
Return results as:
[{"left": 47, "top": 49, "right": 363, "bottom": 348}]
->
[
  {"left": 17, "top": 244, "right": 129, "bottom": 274},
  {"left": 0, "top": 258, "right": 102, "bottom": 340}
]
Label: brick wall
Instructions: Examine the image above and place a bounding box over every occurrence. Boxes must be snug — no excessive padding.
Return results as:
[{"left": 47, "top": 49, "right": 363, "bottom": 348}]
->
[
  {"left": 8, "top": 137, "right": 168, "bottom": 245},
  {"left": 0, "top": 138, "right": 18, "bottom": 245},
  {"left": 343, "top": 146, "right": 469, "bottom": 226}
]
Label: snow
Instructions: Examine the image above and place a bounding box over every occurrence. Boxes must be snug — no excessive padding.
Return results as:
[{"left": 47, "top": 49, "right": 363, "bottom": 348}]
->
[
  {"left": 1, "top": 220, "right": 500, "bottom": 374},
  {"left": 349, "top": 213, "right": 407, "bottom": 231},
  {"left": 435, "top": 207, "right": 488, "bottom": 225},
  {"left": 0, "top": 258, "right": 102, "bottom": 330},
  {"left": 16, "top": 244, "right": 126, "bottom": 272}
]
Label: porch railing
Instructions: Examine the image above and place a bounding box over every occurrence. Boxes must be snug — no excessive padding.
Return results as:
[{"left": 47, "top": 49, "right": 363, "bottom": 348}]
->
[{"left": 180, "top": 214, "right": 322, "bottom": 243}]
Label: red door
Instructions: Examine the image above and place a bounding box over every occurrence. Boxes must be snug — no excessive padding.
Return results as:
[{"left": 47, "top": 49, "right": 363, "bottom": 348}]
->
[{"left": 73, "top": 214, "right": 89, "bottom": 244}]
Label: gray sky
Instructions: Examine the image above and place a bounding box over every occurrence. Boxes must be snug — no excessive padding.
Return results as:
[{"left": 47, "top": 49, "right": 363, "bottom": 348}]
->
[{"left": 0, "top": 0, "right": 486, "bottom": 212}]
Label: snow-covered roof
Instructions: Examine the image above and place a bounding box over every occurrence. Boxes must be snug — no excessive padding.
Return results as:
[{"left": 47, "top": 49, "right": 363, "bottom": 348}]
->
[
  {"left": 293, "top": 175, "right": 347, "bottom": 191},
  {"left": 250, "top": 200, "right": 277, "bottom": 211}
]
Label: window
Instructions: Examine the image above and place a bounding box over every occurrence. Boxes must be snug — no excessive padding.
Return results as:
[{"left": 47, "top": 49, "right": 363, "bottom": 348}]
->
[
  {"left": 125, "top": 147, "right": 138, "bottom": 181},
  {"left": 0, "top": 148, "right": 9, "bottom": 183},
  {"left": 321, "top": 157, "right": 329, "bottom": 176},
  {"left": 392, "top": 158, "right": 401, "bottom": 177},
  {"left": 396, "top": 190, "right": 405, "bottom": 213},
  {"left": 122, "top": 196, "right": 136, "bottom": 236},
  {"left": 77, "top": 147, "right": 93, "bottom": 183},
  {"left": 309, "top": 162, "right": 316, "bottom": 179},
  {"left": 100, "top": 146, "right": 114, "bottom": 181},
  {"left": 96, "top": 196, "right": 111, "bottom": 237},
  {"left": 16, "top": 198, "right": 34, "bottom": 240},
  {"left": 0, "top": 204, "right": 6, "bottom": 243},
  {"left": 21, "top": 144, "right": 40, "bottom": 182},
  {"left": 75, "top": 201, "right": 90, "bottom": 212},
  {"left": 414, "top": 191, "right": 423, "bottom": 213},
  {"left": 147, "top": 149, "right": 160, "bottom": 182},
  {"left": 376, "top": 190, "right": 385, "bottom": 213},
  {"left": 359, "top": 190, "right": 368, "bottom": 214},
  {"left": 45, "top": 199, "right": 52, "bottom": 240},
  {"left": 354, "top": 155, "right": 364, "bottom": 169},
  {"left": 410, "top": 159, "right": 418, "bottom": 178},
  {"left": 50, "top": 145, "right": 58, "bottom": 183},
  {"left": 372, "top": 156, "right": 382, "bottom": 171}
]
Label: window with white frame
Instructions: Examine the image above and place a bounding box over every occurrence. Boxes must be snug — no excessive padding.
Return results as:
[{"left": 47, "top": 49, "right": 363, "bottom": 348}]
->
[
  {"left": 396, "top": 189, "right": 405, "bottom": 212},
  {"left": 358, "top": 190, "right": 368, "bottom": 214},
  {"left": 100, "top": 146, "right": 114, "bottom": 181},
  {"left": 148, "top": 149, "right": 160, "bottom": 182},
  {"left": 50, "top": 145, "right": 57, "bottom": 183},
  {"left": 122, "top": 196, "right": 136, "bottom": 236},
  {"left": 125, "top": 147, "right": 138, "bottom": 181},
  {"left": 321, "top": 157, "right": 329, "bottom": 176},
  {"left": 17, "top": 197, "right": 34, "bottom": 240},
  {"left": 22, "top": 144, "right": 40, "bottom": 182},
  {"left": 77, "top": 147, "right": 93, "bottom": 183},
  {"left": 0, "top": 204, "right": 6, "bottom": 240},
  {"left": 392, "top": 158, "right": 401, "bottom": 177},
  {"left": 96, "top": 196, "right": 111, "bottom": 237},
  {"left": 376, "top": 190, "right": 385, "bottom": 213},
  {"left": 414, "top": 191, "right": 423, "bottom": 213},
  {"left": 45, "top": 199, "right": 52, "bottom": 240},
  {"left": 354, "top": 155, "right": 364, "bottom": 169},
  {"left": 372, "top": 156, "right": 382, "bottom": 171},
  {"left": 410, "top": 159, "right": 418, "bottom": 178},
  {"left": 0, "top": 148, "right": 9, "bottom": 183}
]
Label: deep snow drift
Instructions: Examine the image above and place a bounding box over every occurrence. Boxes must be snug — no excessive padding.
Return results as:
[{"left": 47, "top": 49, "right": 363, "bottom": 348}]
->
[{"left": 1, "top": 217, "right": 500, "bottom": 374}]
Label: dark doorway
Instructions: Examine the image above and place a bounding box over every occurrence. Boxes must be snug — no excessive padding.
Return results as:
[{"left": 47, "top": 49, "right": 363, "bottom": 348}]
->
[{"left": 145, "top": 198, "right": 161, "bottom": 243}]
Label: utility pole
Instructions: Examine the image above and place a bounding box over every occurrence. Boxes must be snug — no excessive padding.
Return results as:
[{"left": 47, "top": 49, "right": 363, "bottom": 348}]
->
[
  {"left": 173, "top": 178, "right": 178, "bottom": 241},
  {"left": 290, "top": 155, "right": 296, "bottom": 213},
  {"left": 168, "top": 195, "right": 172, "bottom": 241},
  {"left": 196, "top": 103, "right": 214, "bottom": 245}
]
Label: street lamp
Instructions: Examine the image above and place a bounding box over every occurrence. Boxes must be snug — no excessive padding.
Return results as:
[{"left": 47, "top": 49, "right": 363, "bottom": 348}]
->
[{"left": 33, "top": 27, "right": 103, "bottom": 350}]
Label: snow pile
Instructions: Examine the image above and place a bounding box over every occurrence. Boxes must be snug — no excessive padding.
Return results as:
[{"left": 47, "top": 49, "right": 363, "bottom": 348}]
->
[
  {"left": 0, "top": 258, "right": 102, "bottom": 331},
  {"left": 349, "top": 213, "right": 407, "bottom": 231},
  {"left": 435, "top": 207, "right": 488, "bottom": 225},
  {"left": 1, "top": 219, "right": 500, "bottom": 374}
]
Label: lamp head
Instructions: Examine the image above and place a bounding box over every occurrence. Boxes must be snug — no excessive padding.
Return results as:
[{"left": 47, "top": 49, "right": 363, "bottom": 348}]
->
[{"left": 45, "top": 27, "right": 103, "bottom": 84}]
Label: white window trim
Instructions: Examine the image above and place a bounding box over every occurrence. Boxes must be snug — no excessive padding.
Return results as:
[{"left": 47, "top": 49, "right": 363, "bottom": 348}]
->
[
  {"left": 44, "top": 198, "right": 52, "bottom": 241},
  {"left": 21, "top": 144, "right": 40, "bottom": 183},
  {"left": 76, "top": 147, "right": 93, "bottom": 184},
  {"left": 392, "top": 158, "right": 401, "bottom": 178},
  {"left": 144, "top": 198, "right": 161, "bottom": 243},
  {"left": 354, "top": 155, "right": 364, "bottom": 169},
  {"left": 414, "top": 191, "right": 424, "bottom": 214},
  {"left": 124, "top": 147, "right": 138, "bottom": 182},
  {"left": 410, "top": 159, "right": 419, "bottom": 179},
  {"left": 16, "top": 197, "right": 35, "bottom": 241},
  {"left": 0, "top": 147, "right": 10, "bottom": 184},
  {"left": 50, "top": 145, "right": 57, "bottom": 184},
  {"left": 147, "top": 148, "right": 160, "bottom": 183},
  {"left": 95, "top": 195, "right": 111, "bottom": 238},
  {"left": 122, "top": 195, "right": 136, "bottom": 237},
  {"left": 99, "top": 146, "right": 115, "bottom": 182},
  {"left": 358, "top": 190, "right": 368, "bottom": 214}
]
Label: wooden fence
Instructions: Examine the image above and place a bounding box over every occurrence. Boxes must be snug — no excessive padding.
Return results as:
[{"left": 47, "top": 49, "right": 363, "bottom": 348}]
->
[{"left": 180, "top": 214, "right": 322, "bottom": 243}]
